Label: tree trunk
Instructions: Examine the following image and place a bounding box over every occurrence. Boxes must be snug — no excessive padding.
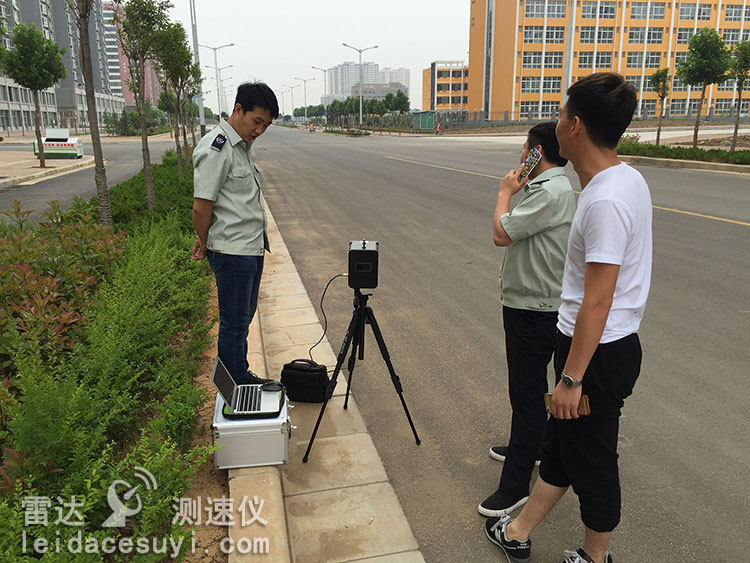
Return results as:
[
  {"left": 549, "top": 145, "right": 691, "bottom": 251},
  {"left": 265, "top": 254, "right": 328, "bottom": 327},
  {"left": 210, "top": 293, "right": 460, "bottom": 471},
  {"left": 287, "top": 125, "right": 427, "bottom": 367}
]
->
[
  {"left": 693, "top": 83, "right": 707, "bottom": 149},
  {"left": 137, "top": 63, "right": 154, "bottom": 210},
  {"left": 190, "top": 108, "right": 197, "bottom": 148},
  {"left": 79, "top": 1, "right": 112, "bottom": 227},
  {"left": 173, "top": 93, "right": 183, "bottom": 181},
  {"left": 731, "top": 81, "right": 743, "bottom": 152},
  {"left": 656, "top": 96, "right": 664, "bottom": 147},
  {"left": 33, "top": 90, "right": 46, "bottom": 169},
  {"left": 181, "top": 104, "right": 188, "bottom": 163}
]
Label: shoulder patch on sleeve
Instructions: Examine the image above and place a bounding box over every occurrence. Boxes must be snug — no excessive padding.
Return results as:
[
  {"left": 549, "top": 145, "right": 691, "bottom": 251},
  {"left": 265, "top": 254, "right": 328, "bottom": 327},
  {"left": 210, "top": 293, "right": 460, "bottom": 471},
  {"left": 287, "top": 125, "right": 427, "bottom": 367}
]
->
[{"left": 211, "top": 134, "right": 227, "bottom": 151}]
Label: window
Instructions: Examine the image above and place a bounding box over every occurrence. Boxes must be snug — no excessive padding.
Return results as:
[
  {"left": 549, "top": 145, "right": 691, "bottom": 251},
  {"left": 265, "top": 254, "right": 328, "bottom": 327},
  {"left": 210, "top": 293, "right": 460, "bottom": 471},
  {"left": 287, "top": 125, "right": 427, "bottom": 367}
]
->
[
  {"left": 648, "top": 28, "right": 663, "bottom": 43},
  {"left": 579, "top": 52, "right": 595, "bottom": 67},
  {"left": 641, "top": 100, "right": 657, "bottom": 115},
  {"left": 631, "top": 2, "right": 648, "bottom": 18},
  {"left": 630, "top": 27, "right": 646, "bottom": 43},
  {"left": 581, "top": 26, "right": 614, "bottom": 43},
  {"left": 596, "top": 52, "right": 613, "bottom": 67},
  {"left": 717, "top": 79, "right": 737, "bottom": 91},
  {"left": 582, "top": 1, "right": 615, "bottom": 18},
  {"left": 548, "top": 1, "right": 566, "bottom": 18},
  {"left": 525, "top": 0, "right": 545, "bottom": 18},
  {"left": 627, "top": 52, "right": 644, "bottom": 68},
  {"left": 744, "top": 30, "right": 750, "bottom": 41},
  {"left": 626, "top": 75, "right": 643, "bottom": 90},
  {"left": 645, "top": 53, "right": 661, "bottom": 68},
  {"left": 723, "top": 29, "right": 740, "bottom": 45},
  {"left": 714, "top": 99, "right": 734, "bottom": 115},
  {"left": 747, "top": 6, "right": 750, "bottom": 20},
  {"left": 677, "top": 28, "right": 695, "bottom": 44},
  {"left": 521, "top": 77, "right": 541, "bottom": 93},
  {"left": 542, "top": 76, "right": 562, "bottom": 93},
  {"left": 670, "top": 99, "right": 686, "bottom": 114},
  {"left": 523, "top": 52, "right": 542, "bottom": 68},
  {"left": 679, "top": 4, "right": 695, "bottom": 19},
  {"left": 520, "top": 101, "right": 539, "bottom": 118},
  {"left": 725, "top": 4, "right": 743, "bottom": 20},
  {"left": 545, "top": 52, "right": 564, "bottom": 68},
  {"left": 697, "top": 4, "right": 711, "bottom": 20},
  {"left": 688, "top": 99, "right": 702, "bottom": 115},
  {"left": 546, "top": 27, "right": 565, "bottom": 43},
  {"left": 540, "top": 101, "right": 559, "bottom": 118},
  {"left": 524, "top": 26, "right": 544, "bottom": 43},
  {"left": 650, "top": 3, "right": 666, "bottom": 19},
  {"left": 581, "top": 27, "right": 597, "bottom": 43},
  {"left": 672, "top": 75, "right": 689, "bottom": 90},
  {"left": 598, "top": 27, "right": 614, "bottom": 42}
]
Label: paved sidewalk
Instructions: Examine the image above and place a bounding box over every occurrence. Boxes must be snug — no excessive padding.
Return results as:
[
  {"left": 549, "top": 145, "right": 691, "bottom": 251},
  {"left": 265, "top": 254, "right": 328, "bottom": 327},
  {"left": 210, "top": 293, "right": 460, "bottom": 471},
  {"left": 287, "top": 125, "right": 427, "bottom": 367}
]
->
[
  {"left": 225, "top": 206, "right": 424, "bottom": 563},
  {"left": 0, "top": 150, "right": 95, "bottom": 191}
]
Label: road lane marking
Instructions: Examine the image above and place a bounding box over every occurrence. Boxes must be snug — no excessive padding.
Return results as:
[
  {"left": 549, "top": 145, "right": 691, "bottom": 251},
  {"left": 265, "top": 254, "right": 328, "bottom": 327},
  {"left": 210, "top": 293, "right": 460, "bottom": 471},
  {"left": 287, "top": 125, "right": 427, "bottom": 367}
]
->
[{"left": 385, "top": 155, "right": 749, "bottom": 227}]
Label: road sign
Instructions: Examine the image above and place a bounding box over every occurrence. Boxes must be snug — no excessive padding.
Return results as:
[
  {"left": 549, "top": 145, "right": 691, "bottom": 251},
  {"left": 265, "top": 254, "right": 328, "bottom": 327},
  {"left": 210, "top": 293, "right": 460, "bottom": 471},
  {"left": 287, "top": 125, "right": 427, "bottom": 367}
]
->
[{"left": 324, "top": 109, "right": 328, "bottom": 116}]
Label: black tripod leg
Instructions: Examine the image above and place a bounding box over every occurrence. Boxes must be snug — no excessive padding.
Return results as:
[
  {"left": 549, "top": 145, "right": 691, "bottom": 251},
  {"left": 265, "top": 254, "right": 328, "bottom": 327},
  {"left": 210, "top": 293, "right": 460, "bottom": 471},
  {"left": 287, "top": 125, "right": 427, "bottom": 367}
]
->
[
  {"left": 343, "top": 309, "right": 362, "bottom": 410},
  {"left": 365, "top": 308, "right": 421, "bottom": 445},
  {"left": 303, "top": 310, "right": 359, "bottom": 463}
]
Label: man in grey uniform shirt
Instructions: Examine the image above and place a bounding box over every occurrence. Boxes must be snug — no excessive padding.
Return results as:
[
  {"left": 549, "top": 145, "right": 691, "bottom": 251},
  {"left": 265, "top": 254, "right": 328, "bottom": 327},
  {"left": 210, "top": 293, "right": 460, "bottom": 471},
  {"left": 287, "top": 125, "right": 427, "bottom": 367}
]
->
[{"left": 191, "top": 82, "right": 279, "bottom": 385}]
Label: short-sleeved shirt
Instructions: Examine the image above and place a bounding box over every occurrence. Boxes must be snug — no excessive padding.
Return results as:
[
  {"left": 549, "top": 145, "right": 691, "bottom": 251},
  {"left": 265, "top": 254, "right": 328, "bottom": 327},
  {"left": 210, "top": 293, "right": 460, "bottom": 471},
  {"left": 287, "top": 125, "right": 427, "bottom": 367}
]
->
[
  {"left": 499, "top": 166, "right": 576, "bottom": 311},
  {"left": 193, "top": 119, "right": 268, "bottom": 256},
  {"left": 557, "top": 162, "right": 653, "bottom": 342}
]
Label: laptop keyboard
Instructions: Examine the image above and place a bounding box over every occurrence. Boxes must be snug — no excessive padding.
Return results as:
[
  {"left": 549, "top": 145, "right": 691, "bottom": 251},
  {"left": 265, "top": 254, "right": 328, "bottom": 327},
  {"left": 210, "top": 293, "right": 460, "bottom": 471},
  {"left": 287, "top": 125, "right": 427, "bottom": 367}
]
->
[{"left": 235, "top": 385, "right": 262, "bottom": 412}]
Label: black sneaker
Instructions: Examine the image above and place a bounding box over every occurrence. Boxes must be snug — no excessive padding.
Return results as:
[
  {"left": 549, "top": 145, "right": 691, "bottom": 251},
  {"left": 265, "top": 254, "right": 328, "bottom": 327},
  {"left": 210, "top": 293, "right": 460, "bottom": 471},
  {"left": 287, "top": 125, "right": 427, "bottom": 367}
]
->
[
  {"left": 562, "top": 548, "right": 613, "bottom": 563},
  {"left": 478, "top": 489, "right": 529, "bottom": 517},
  {"left": 247, "top": 370, "right": 275, "bottom": 385},
  {"left": 490, "top": 445, "right": 541, "bottom": 467},
  {"left": 485, "top": 515, "right": 531, "bottom": 562}
]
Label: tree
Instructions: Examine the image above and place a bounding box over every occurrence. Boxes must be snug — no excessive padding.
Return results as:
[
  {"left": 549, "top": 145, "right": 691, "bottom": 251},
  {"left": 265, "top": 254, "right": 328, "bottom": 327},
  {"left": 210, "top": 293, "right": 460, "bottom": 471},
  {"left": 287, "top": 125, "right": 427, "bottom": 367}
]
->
[
  {"left": 676, "top": 28, "right": 730, "bottom": 148},
  {"left": 66, "top": 0, "right": 114, "bottom": 226},
  {"left": 728, "top": 41, "right": 750, "bottom": 152},
  {"left": 0, "top": 23, "right": 66, "bottom": 170},
  {"left": 114, "top": 0, "right": 172, "bottom": 210},
  {"left": 383, "top": 93, "right": 395, "bottom": 112},
  {"left": 649, "top": 68, "right": 670, "bottom": 147},
  {"left": 394, "top": 90, "right": 410, "bottom": 114}
]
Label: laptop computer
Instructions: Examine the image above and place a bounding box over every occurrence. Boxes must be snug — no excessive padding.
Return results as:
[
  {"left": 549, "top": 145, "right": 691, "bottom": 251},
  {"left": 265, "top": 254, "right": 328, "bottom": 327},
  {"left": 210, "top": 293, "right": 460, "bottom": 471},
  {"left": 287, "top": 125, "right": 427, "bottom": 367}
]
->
[{"left": 210, "top": 356, "right": 285, "bottom": 418}]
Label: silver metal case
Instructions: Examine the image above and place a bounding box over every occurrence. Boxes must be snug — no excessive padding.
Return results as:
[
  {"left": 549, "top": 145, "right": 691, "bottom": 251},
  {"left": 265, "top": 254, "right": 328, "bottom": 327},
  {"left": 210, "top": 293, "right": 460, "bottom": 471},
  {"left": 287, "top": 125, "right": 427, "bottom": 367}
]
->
[{"left": 211, "top": 393, "right": 291, "bottom": 469}]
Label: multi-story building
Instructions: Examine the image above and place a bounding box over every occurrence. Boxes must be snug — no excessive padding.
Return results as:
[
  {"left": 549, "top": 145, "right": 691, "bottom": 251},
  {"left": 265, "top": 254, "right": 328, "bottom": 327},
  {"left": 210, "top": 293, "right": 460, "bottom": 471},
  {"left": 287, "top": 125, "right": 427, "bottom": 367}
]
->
[
  {"left": 378, "top": 67, "right": 411, "bottom": 88},
  {"left": 324, "top": 61, "right": 379, "bottom": 104},
  {"left": 468, "top": 0, "right": 750, "bottom": 121},
  {"left": 422, "top": 60, "right": 469, "bottom": 111},
  {"left": 349, "top": 82, "right": 409, "bottom": 101},
  {"left": 102, "top": 1, "right": 162, "bottom": 110}
]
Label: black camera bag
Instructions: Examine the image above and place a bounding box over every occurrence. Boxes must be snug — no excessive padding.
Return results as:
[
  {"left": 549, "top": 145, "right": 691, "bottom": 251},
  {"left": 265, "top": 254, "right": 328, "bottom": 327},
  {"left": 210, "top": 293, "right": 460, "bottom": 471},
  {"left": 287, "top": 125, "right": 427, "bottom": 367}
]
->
[{"left": 280, "top": 359, "right": 330, "bottom": 403}]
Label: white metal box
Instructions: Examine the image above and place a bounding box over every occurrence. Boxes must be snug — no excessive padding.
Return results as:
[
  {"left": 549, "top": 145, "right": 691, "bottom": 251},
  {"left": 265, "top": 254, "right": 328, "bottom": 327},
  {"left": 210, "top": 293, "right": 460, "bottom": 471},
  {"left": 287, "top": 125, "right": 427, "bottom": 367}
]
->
[{"left": 211, "top": 392, "right": 291, "bottom": 469}]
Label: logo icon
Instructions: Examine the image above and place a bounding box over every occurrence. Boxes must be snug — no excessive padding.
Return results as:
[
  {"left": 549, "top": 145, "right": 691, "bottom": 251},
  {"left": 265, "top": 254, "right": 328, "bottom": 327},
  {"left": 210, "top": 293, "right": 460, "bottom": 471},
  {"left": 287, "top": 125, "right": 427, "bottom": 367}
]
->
[{"left": 102, "top": 467, "right": 157, "bottom": 528}]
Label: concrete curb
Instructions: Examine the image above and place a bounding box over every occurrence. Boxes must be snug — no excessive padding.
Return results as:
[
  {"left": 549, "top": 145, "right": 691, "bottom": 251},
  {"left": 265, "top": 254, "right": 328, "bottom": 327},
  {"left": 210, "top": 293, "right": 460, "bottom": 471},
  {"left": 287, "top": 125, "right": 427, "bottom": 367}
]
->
[
  {"left": 618, "top": 154, "right": 749, "bottom": 174},
  {"left": 0, "top": 157, "right": 96, "bottom": 191},
  {"left": 226, "top": 201, "right": 424, "bottom": 563}
]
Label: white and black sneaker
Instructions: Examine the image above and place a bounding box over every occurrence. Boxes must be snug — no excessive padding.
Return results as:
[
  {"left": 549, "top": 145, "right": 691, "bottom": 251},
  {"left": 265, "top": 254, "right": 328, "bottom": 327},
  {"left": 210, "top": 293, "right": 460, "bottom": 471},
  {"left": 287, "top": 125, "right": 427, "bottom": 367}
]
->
[
  {"left": 478, "top": 489, "right": 529, "bottom": 517},
  {"left": 562, "top": 547, "right": 613, "bottom": 563},
  {"left": 485, "top": 515, "right": 531, "bottom": 562},
  {"left": 490, "top": 445, "right": 541, "bottom": 467}
]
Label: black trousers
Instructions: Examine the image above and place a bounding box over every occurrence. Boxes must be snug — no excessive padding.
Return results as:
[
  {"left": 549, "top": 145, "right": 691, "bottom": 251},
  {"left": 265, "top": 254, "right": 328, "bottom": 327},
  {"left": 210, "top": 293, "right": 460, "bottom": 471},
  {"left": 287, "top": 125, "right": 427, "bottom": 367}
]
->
[
  {"left": 539, "top": 331, "right": 642, "bottom": 533},
  {"left": 497, "top": 306, "right": 558, "bottom": 498}
]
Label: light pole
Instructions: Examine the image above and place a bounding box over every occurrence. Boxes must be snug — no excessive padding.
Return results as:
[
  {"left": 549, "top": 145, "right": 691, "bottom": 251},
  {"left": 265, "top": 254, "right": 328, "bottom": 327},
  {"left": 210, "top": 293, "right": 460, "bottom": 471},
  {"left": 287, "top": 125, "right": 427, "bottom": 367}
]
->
[
  {"left": 220, "top": 78, "right": 234, "bottom": 116},
  {"left": 278, "top": 90, "right": 289, "bottom": 117},
  {"left": 342, "top": 42, "right": 378, "bottom": 127},
  {"left": 200, "top": 42, "right": 234, "bottom": 117},
  {"left": 311, "top": 65, "right": 328, "bottom": 123},
  {"left": 188, "top": 0, "right": 206, "bottom": 137},
  {"left": 283, "top": 84, "right": 299, "bottom": 122},
  {"left": 294, "top": 77, "right": 315, "bottom": 121}
]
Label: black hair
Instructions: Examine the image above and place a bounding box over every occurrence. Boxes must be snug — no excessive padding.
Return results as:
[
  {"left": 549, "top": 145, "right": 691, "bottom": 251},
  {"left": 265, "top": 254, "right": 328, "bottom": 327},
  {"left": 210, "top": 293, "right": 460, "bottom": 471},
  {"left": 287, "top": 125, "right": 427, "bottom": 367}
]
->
[
  {"left": 565, "top": 73, "right": 636, "bottom": 149},
  {"left": 234, "top": 82, "right": 279, "bottom": 119},
  {"left": 527, "top": 121, "right": 567, "bottom": 167}
]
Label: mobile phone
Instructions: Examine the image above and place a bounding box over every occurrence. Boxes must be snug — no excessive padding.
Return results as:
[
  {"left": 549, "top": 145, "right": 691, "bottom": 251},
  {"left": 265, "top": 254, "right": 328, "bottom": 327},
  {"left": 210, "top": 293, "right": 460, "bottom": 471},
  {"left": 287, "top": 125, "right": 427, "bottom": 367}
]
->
[
  {"left": 519, "top": 147, "right": 542, "bottom": 179},
  {"left": 544, "top": 393, "right": 591, "bottom": 416}
]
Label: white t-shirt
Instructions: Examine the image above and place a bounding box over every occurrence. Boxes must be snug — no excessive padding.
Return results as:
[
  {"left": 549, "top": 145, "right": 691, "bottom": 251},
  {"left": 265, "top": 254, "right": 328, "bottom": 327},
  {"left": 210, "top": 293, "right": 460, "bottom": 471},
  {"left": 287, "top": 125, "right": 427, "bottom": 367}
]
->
[{"left": 557, "top": 162, "right": 653, "bottom": 343}]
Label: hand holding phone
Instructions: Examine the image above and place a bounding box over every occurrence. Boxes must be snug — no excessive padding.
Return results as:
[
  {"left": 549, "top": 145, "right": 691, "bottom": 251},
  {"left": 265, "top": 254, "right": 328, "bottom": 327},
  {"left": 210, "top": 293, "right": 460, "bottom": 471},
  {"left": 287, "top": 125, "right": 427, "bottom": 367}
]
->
[{"left": 519, "top": 147, "right": 542, "bottom": 179}]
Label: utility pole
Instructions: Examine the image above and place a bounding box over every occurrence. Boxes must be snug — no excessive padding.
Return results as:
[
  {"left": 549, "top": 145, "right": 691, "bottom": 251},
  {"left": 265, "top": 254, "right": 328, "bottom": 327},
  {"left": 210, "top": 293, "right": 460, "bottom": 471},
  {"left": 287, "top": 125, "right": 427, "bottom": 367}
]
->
[{"left": 343, "top": 42, "right": 378, "bottom": 127}]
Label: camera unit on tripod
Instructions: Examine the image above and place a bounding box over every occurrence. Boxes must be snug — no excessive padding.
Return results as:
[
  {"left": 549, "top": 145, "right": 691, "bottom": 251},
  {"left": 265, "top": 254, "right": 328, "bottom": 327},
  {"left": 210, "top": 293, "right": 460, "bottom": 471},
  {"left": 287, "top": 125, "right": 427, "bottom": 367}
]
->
[{"left": 348, "top": 240, "right": 378, "bottom": 289}]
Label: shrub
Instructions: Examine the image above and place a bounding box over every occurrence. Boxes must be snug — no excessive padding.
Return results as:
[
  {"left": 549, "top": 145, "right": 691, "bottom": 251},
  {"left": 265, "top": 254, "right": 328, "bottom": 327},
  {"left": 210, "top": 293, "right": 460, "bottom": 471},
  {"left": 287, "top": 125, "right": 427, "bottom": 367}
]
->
[{"left": 618, "top": 141, "right": 750, "bottom": 165}]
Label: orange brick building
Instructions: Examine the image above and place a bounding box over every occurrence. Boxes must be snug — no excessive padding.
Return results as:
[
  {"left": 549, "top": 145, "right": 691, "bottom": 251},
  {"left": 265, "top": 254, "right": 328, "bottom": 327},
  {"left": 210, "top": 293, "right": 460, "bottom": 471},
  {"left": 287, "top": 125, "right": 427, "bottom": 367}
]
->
[
  {"left": 468, "top": 1, "right": 750, "bottom": 120},
  {"left": 422, "top": 61, "right": 470, "bottom": 111}
]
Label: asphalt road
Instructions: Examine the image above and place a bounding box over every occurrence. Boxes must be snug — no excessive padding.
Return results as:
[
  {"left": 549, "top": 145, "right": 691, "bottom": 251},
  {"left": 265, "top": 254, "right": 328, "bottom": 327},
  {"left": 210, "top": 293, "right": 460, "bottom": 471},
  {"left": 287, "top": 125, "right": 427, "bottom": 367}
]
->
[
  {"left": 0, "top": 139, "right": 175, "bottom": 221},
  {"left": 257, "top": 127, "right": 749, "bottom": 562}
]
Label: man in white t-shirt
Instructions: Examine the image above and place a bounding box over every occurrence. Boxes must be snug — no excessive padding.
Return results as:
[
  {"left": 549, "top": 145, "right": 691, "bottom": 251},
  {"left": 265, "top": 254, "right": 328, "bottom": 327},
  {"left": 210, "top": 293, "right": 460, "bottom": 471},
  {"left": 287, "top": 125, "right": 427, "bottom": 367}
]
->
[{"left": 484, "top": 73, "right": 652, "bottom": 563}]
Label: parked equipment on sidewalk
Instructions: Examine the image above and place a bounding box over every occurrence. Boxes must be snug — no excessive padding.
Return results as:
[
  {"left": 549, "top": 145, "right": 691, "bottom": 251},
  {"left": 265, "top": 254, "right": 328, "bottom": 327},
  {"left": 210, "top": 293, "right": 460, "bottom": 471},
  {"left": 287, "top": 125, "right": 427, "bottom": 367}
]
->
[
  {"left": 303, "top": 242, "right": 421, "bottom": 462},
  {"left": 33, "top": 128, "right": 84, "bottom": 159}
]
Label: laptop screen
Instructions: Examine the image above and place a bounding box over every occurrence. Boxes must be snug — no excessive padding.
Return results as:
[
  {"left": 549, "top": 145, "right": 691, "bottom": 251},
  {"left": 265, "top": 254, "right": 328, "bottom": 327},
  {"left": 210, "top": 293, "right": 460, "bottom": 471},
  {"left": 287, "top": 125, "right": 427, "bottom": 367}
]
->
[{"left": 211, "top": 357, "right": 236, "bottom": 405}]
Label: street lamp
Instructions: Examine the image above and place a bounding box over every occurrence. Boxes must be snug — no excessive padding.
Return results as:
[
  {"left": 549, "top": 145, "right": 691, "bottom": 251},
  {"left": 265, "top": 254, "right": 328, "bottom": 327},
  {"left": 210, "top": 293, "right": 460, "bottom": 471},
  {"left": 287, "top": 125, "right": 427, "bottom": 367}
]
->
[
  {"left": 283, "top": 84, "right": 299, "bottom": 122},
  {"left": 200, "top": 42, "right": 234, "bottom": 117},
  {"left": 188, "top": 0, "right": 206, "bottom": 137},
  {"left": 342, "top": 42, "right": 378, "bottom": 127},
  {"left": 220, "top": 78, "right": 234, "bottom": 115},
  {"left": 311, "top": 65, "right": 328, "bottom": 123},
  {"left": 278, "top": 89, "right": 289, "bottom": 117},
  {"left": 294, "top": 76, "right": 315, "bottom": 121},
  {"left": 205, "top": 63, "right": 233, "bottom": 116}
]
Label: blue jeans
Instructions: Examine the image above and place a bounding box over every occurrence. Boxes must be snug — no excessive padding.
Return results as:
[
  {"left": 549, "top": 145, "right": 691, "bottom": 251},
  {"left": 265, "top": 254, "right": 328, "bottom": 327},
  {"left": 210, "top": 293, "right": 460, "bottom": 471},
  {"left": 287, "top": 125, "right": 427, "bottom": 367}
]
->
[{"left": 207, "top": 250, "right": 264, "bottom": 385}]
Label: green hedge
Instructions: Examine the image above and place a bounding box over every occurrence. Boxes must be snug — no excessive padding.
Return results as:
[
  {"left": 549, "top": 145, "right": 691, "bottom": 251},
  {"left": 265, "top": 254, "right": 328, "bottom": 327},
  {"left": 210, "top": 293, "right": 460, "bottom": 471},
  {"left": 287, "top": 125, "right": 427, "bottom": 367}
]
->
[
  {"left": 618, "top": 142, "right": 750, "bottom": 165},
  {"left": 0, "top": 150, "right": 215, "bottom": 559}
]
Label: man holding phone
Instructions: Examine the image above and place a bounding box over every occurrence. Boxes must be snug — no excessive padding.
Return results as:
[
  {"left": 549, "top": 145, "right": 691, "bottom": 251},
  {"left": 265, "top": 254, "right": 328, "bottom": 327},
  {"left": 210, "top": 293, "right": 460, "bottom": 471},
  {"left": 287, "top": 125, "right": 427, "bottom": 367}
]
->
[{"left": 481, "top": 122, "right": 575, "bottom": 517}]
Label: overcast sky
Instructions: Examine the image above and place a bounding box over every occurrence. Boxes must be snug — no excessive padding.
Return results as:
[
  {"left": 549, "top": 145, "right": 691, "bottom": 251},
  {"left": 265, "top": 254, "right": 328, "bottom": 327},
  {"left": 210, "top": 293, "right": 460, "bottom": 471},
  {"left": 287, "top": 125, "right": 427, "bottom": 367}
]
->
[{"left": 169, "top": 0, "right": 470, "bottom": 114}]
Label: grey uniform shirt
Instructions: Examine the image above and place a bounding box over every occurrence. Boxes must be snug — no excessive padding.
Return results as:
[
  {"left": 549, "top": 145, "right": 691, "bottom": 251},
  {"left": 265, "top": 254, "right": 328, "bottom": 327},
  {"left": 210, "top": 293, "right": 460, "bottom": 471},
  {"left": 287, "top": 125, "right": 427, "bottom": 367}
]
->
[
  {"left": 499, "top": 166, "right": 576, "bottom": 311},
  {"left": 193, "top": 119, "right": 268, "bottom": 256}
]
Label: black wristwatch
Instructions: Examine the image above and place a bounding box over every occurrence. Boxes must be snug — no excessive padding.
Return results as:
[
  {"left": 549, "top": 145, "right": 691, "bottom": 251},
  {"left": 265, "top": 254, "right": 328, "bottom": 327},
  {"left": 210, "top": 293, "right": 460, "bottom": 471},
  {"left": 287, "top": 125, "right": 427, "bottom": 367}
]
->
[{"left": 561, "top": 372, "right": 583, "bottom": 388}]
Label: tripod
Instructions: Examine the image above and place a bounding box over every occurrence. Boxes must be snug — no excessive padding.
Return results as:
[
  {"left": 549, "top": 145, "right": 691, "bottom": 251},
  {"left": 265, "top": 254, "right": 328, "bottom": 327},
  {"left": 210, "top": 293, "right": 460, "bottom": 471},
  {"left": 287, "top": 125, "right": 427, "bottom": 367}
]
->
[{"left": 303, "top": 289, "right": 421, "bottom": 462}]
